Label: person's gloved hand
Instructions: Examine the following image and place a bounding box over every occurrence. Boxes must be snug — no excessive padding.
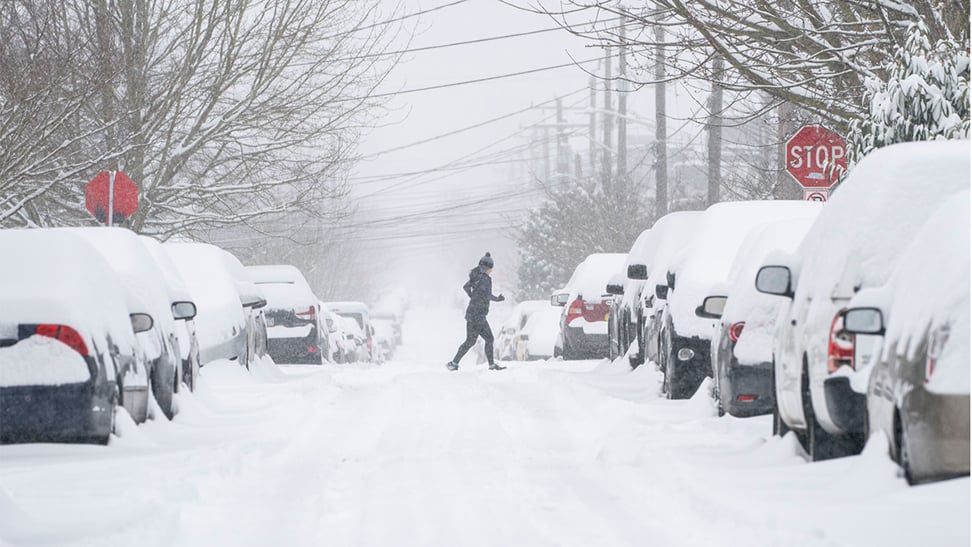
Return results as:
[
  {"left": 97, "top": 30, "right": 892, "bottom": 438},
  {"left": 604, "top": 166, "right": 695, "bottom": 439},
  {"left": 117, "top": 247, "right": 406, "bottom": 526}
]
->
[{"left": 496, "top": 294, "right": 506, "bottom": 302}]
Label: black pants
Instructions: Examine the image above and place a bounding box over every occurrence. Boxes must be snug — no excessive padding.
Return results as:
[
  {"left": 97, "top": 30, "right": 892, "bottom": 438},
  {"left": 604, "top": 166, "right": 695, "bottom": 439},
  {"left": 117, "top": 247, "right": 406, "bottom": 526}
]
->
[{"left": 452, "top": 317, "right": 494, "bottom": 366}]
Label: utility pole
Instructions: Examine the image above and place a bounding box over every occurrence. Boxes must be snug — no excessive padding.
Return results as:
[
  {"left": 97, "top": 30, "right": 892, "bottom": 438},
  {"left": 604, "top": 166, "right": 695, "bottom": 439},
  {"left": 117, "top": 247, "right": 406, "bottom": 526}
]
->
[
  {"left": 602, "top": 46, "right": 613, "bottom": 193},
  {"left": 589, "top": 75, "right": 597, "bottom": 179},
  {"left": 543, "top": 126, "right": 551, "bottom": 183},
  {"left": 556, "top": 97, "right": 569, "bottom": 177},
  {"left": 654, "top": 22, "right": 668, "bottom": 217},
  {"left": 616, "top": 9, "right": 628, "bottom": 197},
  {"left": 707, "top": 54, "right": 725, "bottom": 205}
]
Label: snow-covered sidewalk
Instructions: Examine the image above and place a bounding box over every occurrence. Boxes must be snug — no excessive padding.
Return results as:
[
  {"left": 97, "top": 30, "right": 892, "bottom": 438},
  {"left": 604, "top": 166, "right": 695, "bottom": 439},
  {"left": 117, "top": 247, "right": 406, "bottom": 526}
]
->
[{"left": 0, "top": 308, "right": 968, "bottom": 546}]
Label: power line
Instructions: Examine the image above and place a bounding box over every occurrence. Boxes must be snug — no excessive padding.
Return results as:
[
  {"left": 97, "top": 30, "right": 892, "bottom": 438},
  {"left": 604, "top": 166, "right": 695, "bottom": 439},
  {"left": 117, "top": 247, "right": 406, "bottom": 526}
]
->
[
  {"left": 337, "top": 57, "right": 602, "bottom": 103},
  {"left": 330, "top": 0, "right": 470, "bottom": 39}
]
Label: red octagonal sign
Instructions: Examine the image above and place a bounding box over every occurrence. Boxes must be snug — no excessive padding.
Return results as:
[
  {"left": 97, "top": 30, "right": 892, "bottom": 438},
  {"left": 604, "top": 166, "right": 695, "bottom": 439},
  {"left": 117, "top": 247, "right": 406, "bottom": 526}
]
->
[
  {"left": 785, "top": 125, "right": 847, "bottom": 188},
  {"left": 85, "top": 170, "right": 138, "bottom": 223}
]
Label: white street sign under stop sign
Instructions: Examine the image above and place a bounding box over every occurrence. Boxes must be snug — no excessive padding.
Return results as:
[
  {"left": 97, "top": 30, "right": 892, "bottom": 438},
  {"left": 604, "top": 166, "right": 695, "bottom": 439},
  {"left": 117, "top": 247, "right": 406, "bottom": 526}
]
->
[{"left": 804, "top": 189, "right": 830, "bottom": 202}]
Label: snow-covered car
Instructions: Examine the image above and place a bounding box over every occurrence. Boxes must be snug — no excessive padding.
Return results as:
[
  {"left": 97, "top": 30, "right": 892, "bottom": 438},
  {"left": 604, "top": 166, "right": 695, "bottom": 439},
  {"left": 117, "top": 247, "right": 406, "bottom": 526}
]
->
[
  {"left": 755, "top": 140, "right": 969, "bottom": 461},
  {"left": 708, "top": 216, "right": 820, "bottom": 417},
  {"left": 371, "top": 311, "right": 403, "bottom": 347},
  {"left": 0, "top": 229, "right": 149, "bottom": 444},
  {"left": 515, "top": 306, "right": 562, "bottom": 361},
  {"left": 840, "top": 190, "right": 969, "bottom": 484},
  {"left": 219, "top": 252, "right": 270, "bottom": 368},
  {"left": 632, "top": 211, "right": 704, "bottom": 370},
  {"left": 372, "top": 318, "right": 397, "bottom": 361},
  {"left": 247, "top": 265, "right": 323, "bottom": 365},
  {"left": 336, "top": 315, "right": 367, "bottom": 362},
  {"left": 496, "top": 300, "right": 548, "bottom": 361},
  {"left": 321, "top": 308, "right": 350, "bottom": 363},
  {"left": 325, "top": 301, "right": 374, "bottom": 362},
  {"left": 61, "top": 227, "right": 183, "bottom": 419},
  {"left": 138, "top": 236, "right": 202, "bottom": 392},
  {"left": 552, "top": 253, "right": 628, "bottom": 360},
  {"left": 660, "top": 201, "right": 821, "bottom": 400},
  {"left": 164, "top": 242, "right": 249, "bottom": 369}
]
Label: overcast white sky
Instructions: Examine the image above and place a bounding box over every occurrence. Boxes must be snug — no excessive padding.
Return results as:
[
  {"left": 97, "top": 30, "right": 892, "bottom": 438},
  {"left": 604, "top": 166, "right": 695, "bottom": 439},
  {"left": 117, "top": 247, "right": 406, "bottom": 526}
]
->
[{"left": 347, "top": 1, "right": 697, "bottom": 304}]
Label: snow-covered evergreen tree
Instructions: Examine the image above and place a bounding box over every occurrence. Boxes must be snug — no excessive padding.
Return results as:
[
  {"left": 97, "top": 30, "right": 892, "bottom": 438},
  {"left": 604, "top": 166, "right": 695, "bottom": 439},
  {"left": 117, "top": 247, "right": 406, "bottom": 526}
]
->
[{"left": 850, "top": 24, "right": 970, "bottom": 162}]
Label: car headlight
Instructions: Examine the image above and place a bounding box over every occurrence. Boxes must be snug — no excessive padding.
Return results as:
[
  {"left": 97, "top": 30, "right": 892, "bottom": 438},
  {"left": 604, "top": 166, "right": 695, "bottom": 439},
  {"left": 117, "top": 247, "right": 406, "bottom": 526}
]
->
[{"left": 677, "top": 348, "right": 696, "bottom": 361}]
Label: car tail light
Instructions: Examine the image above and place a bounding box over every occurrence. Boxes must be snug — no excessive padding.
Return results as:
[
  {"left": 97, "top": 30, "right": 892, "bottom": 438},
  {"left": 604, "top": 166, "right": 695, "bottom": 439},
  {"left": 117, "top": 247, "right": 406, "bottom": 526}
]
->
[
  {"left": 566, "top": 298, "right": 584, "bottom": 325},
  {"left": 827, "top": 311, "right": 854, "bottom": 373},
  {"left": 926, "top": 326, "right": 950, "bottom": 383},
  {"left": 728, "top": 322, "right": 745, "bottom": 343},
  {"left": 296, "top": 305, "right": 317, "bottom": 321},
  {"left": 307, "top": 346, "right": 318, "bottom": 353},
  {"left": 736, "top": 394, "right": 757, "bottom": 402},
  {"left": 34, "top": 324, "right": 89, "bottom": 356}
]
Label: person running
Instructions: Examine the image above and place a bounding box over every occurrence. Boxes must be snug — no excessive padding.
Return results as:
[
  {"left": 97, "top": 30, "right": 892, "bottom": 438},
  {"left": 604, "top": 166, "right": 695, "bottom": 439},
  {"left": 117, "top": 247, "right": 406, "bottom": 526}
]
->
[{"left": 446, "top": 252, "right": 506, "bottom": 371}]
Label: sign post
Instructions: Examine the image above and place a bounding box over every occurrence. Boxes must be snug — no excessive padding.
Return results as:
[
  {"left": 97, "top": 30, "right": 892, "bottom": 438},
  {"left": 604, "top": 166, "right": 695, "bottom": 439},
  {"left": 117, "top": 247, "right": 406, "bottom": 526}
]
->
[
  {"left": 85, "top": 170, "right": 138, "bottom": 226},
  {"left": 785, "top": 125, "right": 847, "bottom": 202}
]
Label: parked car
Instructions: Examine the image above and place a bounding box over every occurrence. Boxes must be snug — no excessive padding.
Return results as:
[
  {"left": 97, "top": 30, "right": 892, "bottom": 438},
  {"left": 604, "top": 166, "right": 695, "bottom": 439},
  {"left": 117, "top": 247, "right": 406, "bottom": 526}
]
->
[
  {"left": 659, "top": 201, "right": 820, "bottom": 400},
  {"left": 0, "top": 229, "right": 150, "bottom": 444},
  {"left": 371, "top": 311, "right": 403, "bottom": 347},
  {"left": 497, "top": 300, "right": 548, "bottom": 361},
  {"left": 755, "top": 140, "right": 969, "bottom": 461},
  {"left": 325, "top": 302, "right": 375, "bottom": 362},
  {"left": 514, "top": 307, "right": 563, "bottom": 361},
  {"left": 219, "top": 252, "right": 270, "bottom": 368},
  {"left": 336, "top": 315, "right": 367, "bottom": 362},
  {"left": 165, "top": 242, "right": 250, "bottom": 369},
  {"left": 708, "top": 217, "right": 819, "bottom": 417},
  {"left": 551, "top": 253, "right": 627, "bottom": 360},
  {"left": 371, "top": 317, "right": 398, "bottom": 360},
  {"left": 631, "top": 212, "right": 704, "bottom": 370},
  {"left": 321, "top": 308, "right": 351, "bottom": 363},
  {"left": 247, "top": 265, "right": 323, "bottom": 365},
  {"left": 138, "top": 236, "right": 201, "bottom": 392},
  {"left": 62, "top": 228, "right": 182, "bottom": 420},
  {"left": 841, "top": 190, "right": 969, "bottom": 484}
]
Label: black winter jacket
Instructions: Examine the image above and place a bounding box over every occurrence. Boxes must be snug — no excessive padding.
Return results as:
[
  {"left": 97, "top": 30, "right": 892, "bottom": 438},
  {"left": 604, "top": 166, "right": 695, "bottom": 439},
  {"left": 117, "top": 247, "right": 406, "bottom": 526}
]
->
[{"left": 463, "top": 266, "right": 503, "bottom": 320}]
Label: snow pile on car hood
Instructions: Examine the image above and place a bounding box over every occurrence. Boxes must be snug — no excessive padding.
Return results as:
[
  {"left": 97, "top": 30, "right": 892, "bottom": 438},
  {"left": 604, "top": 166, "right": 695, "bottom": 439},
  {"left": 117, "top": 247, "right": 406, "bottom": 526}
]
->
[
  {"left": 724, "top": 217, "right": 819, "bottom": 365},
  {"left": 669, "top": 201, "right": 823, "bottom": 338}
]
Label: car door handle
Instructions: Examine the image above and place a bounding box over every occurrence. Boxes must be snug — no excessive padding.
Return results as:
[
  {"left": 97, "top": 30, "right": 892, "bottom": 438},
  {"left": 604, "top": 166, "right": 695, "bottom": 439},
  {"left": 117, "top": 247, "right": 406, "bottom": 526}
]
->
[{"left": 791, "top": 319, "right": 797, "bottom": 326}]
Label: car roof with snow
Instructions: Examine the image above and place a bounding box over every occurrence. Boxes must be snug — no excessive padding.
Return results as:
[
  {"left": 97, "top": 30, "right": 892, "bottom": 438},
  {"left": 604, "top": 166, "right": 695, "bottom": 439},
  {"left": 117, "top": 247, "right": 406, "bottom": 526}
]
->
[
  {"left": 560, "top": 253, "right": 628, "bottom": 301},
  {"left": 0, "top": 229, "right": 137, "bottom": 355},
  {"left": 56, "top": 227, "right": 178, "bottom": 334},
  {"left": 668, "top": 200, "right": 823, "bottom": 337},
  {"left": 325, "top": 301, "right": 370, "bottom": 314},
  {"left": 621, "top": 211, "right": 705, "bottom": 309},
  {"left": 851, "top": 189, "right": 970, "bottom": 395},
  {"left": 164, "top": 242, "right": 246, "bottom": 345},
  {"left": 792, "top": 140, "right": 969, "bottom": 312},
  {"left": 138, "top": 235, "right": 194, "bottom": 304}
]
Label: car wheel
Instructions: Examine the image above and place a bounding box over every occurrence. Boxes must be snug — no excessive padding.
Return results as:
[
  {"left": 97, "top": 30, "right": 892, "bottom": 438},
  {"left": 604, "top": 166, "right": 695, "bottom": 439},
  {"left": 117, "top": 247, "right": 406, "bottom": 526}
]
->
[
  {"left": 152, "top": 364, "right": 176, "bottom": 421},
  {"left": 895, "top": 411, "right": 915, "bottom": 485}
]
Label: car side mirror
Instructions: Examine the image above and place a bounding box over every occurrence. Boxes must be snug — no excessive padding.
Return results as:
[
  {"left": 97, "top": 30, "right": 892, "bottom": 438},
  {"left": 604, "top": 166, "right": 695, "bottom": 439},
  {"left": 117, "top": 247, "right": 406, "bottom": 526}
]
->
[
  {"left": 242, "top": 295, "right": 267, "bottom": 309},
  {"left": 627, "top": 264, "right": 648, "bottom": 280},
  {"left": 551, "top": 293, "right": 568, "bottom": 307},
  {"left": 606, "top": 283, "right": 624, "bottom": 296},
  {"left": 695, "top": 295, "right": 728, "bottom": 319},
  {"left": 130, "top": 313, "right": 154, "bottom": 334},
  {"left": 755, "top": 265, "right": 794, "bottom": 298},
  {"left": 655, "top": 284, "right": 669, "bottom": 300},
  {"left": 843, "top": 307, "right": 885, "bottom": 335},
  {"left": 171, "top": 301, "right": 197, "bottom": 320}
]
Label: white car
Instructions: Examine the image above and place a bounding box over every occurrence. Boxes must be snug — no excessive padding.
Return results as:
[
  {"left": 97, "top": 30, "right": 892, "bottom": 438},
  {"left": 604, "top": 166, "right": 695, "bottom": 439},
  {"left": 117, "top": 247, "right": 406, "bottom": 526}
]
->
[
  {"left": 496, "top": 300, "right": 548, "bottom": 361},
  {"left": 515, "top": 307, "right": 563, "bottom": 361},
  {"left": 0, "top": 229, "right": 149, "bottom": 443},
  {"left": 60, "top": 227, "right": 183, "bottom": 420},
  {"left": 165, "top": 242, "right": 249, "bottom": 369},
  {"left": 325, "top": 302, "right": 374, "bottom": 362},
  {"left": 756, "top": 140, "right": 969, "bottom": 461},
  {"left": 659, "top": 201, "right": 821, "bottom": 400}
]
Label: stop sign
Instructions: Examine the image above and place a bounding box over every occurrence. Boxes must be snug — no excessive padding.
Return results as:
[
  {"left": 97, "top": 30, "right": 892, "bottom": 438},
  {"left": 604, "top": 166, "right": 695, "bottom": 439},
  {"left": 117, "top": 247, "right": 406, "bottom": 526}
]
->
[
  {"left": 785, "top": 125, "right": 847, "bottom": 188},
  {"left": 85, "top": 170, "right": 138, "bottom": 224}
]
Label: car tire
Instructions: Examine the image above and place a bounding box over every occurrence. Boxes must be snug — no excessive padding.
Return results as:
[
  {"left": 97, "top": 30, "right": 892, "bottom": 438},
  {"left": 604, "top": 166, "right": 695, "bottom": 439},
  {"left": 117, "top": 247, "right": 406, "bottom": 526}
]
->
[
  {"left": 152, "top": 364, "right": 176, "bottom": 421},
  {"left": 895, "top": 411, "right": 915, "bottom": 485}
]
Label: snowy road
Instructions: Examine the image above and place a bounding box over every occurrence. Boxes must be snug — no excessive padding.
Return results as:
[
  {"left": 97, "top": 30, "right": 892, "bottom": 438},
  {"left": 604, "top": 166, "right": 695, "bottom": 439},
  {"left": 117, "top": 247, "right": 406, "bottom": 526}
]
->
[{"left": 0, "top": 308, "right": 968, "bottom": 547}]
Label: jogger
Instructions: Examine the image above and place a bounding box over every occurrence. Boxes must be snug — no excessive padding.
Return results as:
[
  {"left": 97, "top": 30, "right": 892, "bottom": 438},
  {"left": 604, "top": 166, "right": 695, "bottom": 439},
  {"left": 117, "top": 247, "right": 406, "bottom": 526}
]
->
[{"left": 447, "top": 252, "right": 506, "bottom": 371}]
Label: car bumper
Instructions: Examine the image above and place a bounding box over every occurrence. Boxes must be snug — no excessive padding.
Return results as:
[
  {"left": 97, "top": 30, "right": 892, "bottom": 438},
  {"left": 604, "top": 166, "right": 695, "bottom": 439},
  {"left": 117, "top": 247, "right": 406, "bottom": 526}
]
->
[
  {"left": 563, "top": 325, "right": 608, "bottom": 358},
  {"left": 723, "top": 360, "right": 774, "bottom": 417},
  {"left": 267, "top": 332, "right": 322, "bottom": 364},
  {"left": 823, "top": 376, "right": 867, "bottom": 435},
  {"left": 0, "top": 382, "right": 112, "bottom": 444},
  {"left": 903, "top": 390, "right": 970, "bottom": 483}
]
